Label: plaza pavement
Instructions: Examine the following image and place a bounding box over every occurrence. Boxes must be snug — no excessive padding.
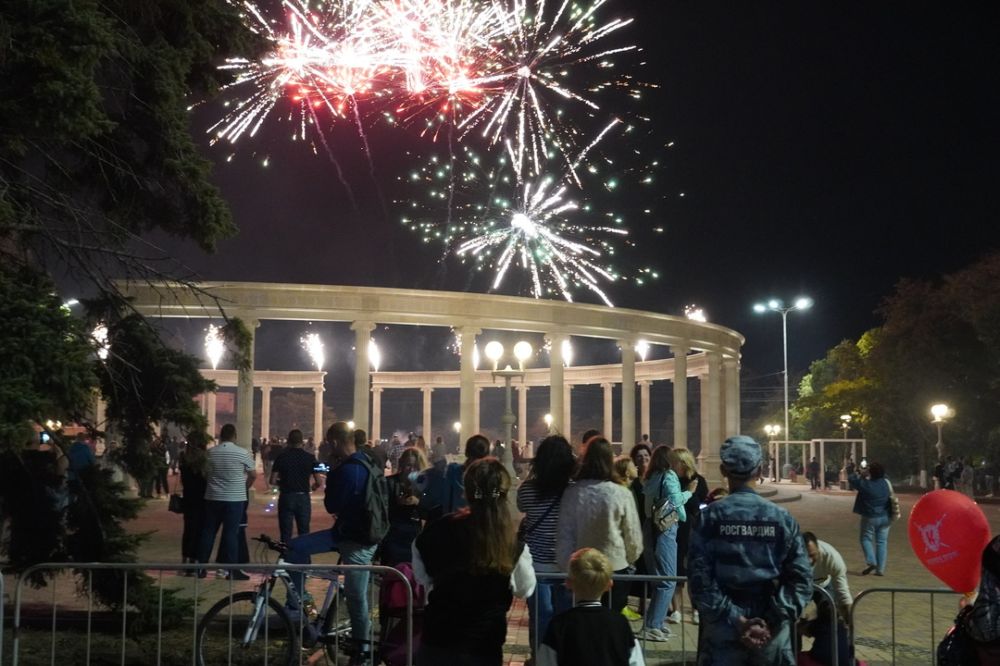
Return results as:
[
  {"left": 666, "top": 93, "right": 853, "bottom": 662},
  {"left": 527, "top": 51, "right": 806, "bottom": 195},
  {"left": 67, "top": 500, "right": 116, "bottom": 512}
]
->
[{"left": 6, "top": 473, "right": 1000, "bottom": 665}]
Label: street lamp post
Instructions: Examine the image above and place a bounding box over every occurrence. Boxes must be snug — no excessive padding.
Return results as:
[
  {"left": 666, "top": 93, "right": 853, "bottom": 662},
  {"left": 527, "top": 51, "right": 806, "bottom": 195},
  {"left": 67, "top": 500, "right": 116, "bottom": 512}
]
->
[
  {"left": 754, "top": 297, "right": 813, "bottom": 455},
  {"left": 544, "top": 413, "right": 554, "bottom": 434},
  {"left": 930, "top": 403, "right": 952, "bottom": 459},
  {"left": 485, "top": 340, "right": 533, "bottom": 478},
  {"left": 764, "top": 424, "right": 781, "bottom": 481}
]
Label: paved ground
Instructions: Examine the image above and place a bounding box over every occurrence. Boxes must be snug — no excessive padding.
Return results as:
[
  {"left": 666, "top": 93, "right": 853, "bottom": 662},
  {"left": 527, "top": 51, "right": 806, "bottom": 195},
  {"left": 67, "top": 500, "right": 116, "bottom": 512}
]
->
[{"left": 5, "top": 473, "right": 1000, "bottom": 665}]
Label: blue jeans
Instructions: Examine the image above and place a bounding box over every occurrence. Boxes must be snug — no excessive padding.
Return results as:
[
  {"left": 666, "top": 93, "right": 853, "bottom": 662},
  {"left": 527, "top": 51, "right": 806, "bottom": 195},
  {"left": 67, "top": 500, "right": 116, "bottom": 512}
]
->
[
  {"left": 197, "top": 500, "right": 245, "bottom": 566},
  {"left": 285, "top": 529, "right": 378, "bottom": 653},
  {"left": 526, "top": 569, "right": 572, "bottom": 654},
  {"left": 277, "top": 492, "right": 312, "bottom": 544},
  {"left": 860, "top": 514, "right": 890, "bottom": 573},
  {"left": 645, "top": 523, "right": 678, "bottom": 630}
]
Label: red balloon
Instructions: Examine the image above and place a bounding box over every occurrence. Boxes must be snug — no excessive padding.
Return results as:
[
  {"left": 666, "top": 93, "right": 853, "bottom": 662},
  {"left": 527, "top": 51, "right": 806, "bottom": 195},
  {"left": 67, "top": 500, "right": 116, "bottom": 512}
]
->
[{"left": 908, "top": 489, "right": 992, "bottom": 594}]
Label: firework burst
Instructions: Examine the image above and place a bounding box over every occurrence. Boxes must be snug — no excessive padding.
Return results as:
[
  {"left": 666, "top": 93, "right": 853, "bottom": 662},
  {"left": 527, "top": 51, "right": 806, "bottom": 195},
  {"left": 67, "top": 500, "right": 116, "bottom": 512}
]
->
[
  {"left": 450, "top": 0, "right": 639, "bottom": 182},
  {"left": 301, "top": 332, "right": 326, "bottom": 370}
]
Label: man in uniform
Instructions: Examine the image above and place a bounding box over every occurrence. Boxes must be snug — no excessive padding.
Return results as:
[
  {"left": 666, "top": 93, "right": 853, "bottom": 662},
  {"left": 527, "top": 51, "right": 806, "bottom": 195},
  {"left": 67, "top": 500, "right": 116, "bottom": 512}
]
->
[{"left": 689, "top": 435, "right": 812, "bottom": 665}]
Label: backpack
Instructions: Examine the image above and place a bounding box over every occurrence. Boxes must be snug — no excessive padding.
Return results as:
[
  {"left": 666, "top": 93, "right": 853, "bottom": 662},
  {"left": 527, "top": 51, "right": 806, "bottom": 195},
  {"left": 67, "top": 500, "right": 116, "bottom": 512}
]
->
[{"left": 343, "top": 454, "right": 391, "bottom": 545}]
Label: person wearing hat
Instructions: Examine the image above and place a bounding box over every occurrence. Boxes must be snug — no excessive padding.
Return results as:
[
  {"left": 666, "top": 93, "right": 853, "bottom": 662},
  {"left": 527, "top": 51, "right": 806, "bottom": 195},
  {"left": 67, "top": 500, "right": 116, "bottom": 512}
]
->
[{"left": 688, "top": 436, "right": 812, "bottom": 665}]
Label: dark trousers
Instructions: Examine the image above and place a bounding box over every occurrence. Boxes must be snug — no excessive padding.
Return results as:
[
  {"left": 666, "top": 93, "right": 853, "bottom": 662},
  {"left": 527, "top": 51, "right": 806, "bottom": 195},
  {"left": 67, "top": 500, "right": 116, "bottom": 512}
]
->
[
  {"left": 181, "top": 499, "right": 206, "bottom": 561},
  {"left": 601, "top": 566, "right": 633, "bottom": 613},
  {"left": 154, "top": 468, "right": 169, "bottom": 495},
  {"left": 197, "top": 500, "right": 246, "bottom": 565},
  {"left": 277, "top": 492, "right": 312, "bottom": 544}
]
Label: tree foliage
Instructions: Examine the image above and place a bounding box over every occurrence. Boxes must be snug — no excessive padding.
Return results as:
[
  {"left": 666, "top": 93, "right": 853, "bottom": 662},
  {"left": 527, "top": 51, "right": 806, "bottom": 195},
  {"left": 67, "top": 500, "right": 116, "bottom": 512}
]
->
[
  {"left": 0, "top": 0, "right": 258, "bottom": 276},
  {"left": 0, "top": 265, "right": 97, "bottom": 446},
  {"left": 0, "top": 0, "right": 257, "bottom": 617},
  {"left": 792, "top": 253, "right": 1000, "bottom": 475}
]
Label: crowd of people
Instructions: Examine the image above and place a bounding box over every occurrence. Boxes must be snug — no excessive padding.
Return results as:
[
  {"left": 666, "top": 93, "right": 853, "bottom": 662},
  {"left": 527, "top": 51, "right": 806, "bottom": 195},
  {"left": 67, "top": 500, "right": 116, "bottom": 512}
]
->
[{"left": 155, "top": 418, "right": 1000, "bottom": 666}]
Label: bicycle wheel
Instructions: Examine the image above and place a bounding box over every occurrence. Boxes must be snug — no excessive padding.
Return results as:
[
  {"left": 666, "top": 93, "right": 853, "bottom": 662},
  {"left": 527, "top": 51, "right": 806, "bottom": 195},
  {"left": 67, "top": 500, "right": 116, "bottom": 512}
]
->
[{"left": 197, "top": 590, "right": 299, "bottom": 666}]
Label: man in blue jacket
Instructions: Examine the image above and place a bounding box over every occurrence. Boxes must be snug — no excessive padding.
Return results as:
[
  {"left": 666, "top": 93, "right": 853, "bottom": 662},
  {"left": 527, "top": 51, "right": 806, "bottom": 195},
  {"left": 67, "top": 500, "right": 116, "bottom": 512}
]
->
[{"left": 284, "top": 421, "right": 384, "bottom": 665}]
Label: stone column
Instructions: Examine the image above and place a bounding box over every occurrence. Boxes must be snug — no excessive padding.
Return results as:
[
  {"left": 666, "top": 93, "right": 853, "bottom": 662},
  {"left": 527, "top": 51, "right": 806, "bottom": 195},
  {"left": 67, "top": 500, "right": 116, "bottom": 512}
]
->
[
  {"left": 351, "top": 321, "right": 375, "bottom": 434},
  {"left": 601, "top": 383, "right": 614, "bottom": 437},
  {"left": 459, "top": 326, "right": 481, "bottom": 444},
  {"left": 236, "top": 319, "right": 258, "bottom": 452},
  {"left": 639, "top": 380, "right": 652, "bottom": 442},
  {"left": 260, "top": 385, "right": 272, "bottom": 442},
  {"left": 546, "top": 333, "right": 567, "bottom": 434},
  {"left": 563, "top": 384, "right": 572, "bottom": 443},
  {"left": 820, "top": 440, "right": 826, "bottom": 490},
  {"left": 371, "top": 387, "right": 383, "bottom": 443},
  {"left": 422, "top": 386, "right": 433, "bottom": 444},
  {"left": 517, "top": 385, "right": 529, "bottom": 448},
  {"left": 698, "top": 374, "right": 709, "bottom": 465},
  {"left": 474, "top": 387, "right": 482, "bottom": 435},
  {"left": 312, "top": 384, "right": 324, "bottom": 443},
  {"left": 671, "top": 345, "right": 689, "bottom": 449},
  {"left": 620, "top": 340, "right": 637, "bottom": 453},
  {"left": 702, "top": 352, "right": 724, "bottom": 485},
  {"left": 206, "top": 391, "right": 217, "bottom": 439},
  {"left": 724, "top": 357, "right": 740, "bottom": 437}
]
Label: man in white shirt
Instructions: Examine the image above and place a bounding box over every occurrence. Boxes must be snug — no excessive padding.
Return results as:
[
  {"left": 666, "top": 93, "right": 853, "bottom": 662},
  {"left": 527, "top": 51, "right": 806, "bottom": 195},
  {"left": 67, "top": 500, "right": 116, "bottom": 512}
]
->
[
  {"left": 803, "top": 531, "right": 852, "bottom": 621},
  {"left": 197, "top": 423, "right": 256, "bottom": 579}
]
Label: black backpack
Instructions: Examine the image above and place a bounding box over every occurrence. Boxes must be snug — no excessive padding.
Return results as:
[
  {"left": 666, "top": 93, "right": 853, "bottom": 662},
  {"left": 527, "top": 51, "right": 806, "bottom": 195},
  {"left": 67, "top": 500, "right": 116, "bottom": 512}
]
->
[{"left": 343, "top": 453, "right": 391, "bottom": 545}]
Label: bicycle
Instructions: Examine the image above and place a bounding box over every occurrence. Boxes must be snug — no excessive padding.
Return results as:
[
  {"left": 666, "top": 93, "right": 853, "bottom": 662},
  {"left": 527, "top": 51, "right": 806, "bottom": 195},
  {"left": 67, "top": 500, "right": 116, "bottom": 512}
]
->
[{"left": 195, "top": 534, "right": 353, "bottom": 666}]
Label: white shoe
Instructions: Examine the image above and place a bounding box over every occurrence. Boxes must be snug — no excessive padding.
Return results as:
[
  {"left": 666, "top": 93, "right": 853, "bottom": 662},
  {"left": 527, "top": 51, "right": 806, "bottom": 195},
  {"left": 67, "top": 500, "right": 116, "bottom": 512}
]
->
[
  {"left": 666, "top": 610, "right": 682, "bottom": 624},
  {"left": 638, "top": 627, "right": 671, "bottom": 642},
  {"left": 692, "top": 610, "right": 700, "bottom": 625}
]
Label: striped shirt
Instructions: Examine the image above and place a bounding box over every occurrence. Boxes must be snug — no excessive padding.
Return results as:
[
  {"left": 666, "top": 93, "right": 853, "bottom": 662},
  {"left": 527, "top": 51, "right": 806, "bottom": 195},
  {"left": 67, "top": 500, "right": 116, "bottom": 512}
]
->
[
  {"left": 516, "top": 479, "right": 565, "bottom": 565},
  {"left": 205, "top": 441, "right": 254, "bottom": 502}
]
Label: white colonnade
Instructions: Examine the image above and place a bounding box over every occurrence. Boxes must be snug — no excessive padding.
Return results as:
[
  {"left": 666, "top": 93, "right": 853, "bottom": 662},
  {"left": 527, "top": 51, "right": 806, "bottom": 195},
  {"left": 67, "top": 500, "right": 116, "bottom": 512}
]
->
[{"left": 122, "top": 282, "right": 744, "bottom": 482}]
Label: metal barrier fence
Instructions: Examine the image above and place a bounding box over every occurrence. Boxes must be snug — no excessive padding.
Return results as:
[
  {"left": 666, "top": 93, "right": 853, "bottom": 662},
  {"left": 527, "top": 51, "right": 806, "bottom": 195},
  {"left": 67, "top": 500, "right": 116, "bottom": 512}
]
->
[
  {"left": 9, "top": 562, "right": 414, "bottom": 666},
  {"left": 528, "top": 573, "right": 838, "bottom": 666},
  {"left": 532, "top": 572, "right": 696, "bottom": 662},
  {"left": 850, "top": 586, "right": 957, "bottom": 665}
]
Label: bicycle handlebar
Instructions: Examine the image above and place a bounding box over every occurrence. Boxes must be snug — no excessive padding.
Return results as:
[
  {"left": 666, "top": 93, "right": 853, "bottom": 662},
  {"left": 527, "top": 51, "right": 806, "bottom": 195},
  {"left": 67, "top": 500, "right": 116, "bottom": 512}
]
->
[{"left": 253, "top": 534, "right": 288, "bottom": 553}]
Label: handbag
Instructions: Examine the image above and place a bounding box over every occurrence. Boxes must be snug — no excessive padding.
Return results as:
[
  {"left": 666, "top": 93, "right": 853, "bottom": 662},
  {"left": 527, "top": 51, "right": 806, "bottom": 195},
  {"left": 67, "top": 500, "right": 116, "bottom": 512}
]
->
[
  {"left": 937, "top": 605, "right": 1000, "bottom": 665},
  {"left": 886, "top": 480, "right": 901, "bottom": 522},
  {"left": 168, "top": 493, "right": 184, "bottom": 513},
  {"left": 651, "top": 474, "right": 679, "bottom": 532}
]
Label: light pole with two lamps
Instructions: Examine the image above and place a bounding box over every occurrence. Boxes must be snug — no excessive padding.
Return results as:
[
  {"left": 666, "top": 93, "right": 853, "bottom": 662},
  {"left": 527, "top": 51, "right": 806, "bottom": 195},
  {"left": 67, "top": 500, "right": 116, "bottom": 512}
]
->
[
  {"left": 753, "top": 297, "right": 813, "bottom": 452},
  {"left": 485, "top": 340, "right": 533, "bottom": 478},
  {"left": 764, "top": 423, "right": 781, "bottom": 481}
]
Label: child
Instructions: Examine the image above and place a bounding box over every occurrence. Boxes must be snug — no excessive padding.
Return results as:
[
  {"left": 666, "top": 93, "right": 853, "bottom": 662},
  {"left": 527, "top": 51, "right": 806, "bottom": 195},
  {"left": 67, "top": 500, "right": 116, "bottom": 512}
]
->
[{"left": 537, "top": 548, "right": 645, "bottom": 666}]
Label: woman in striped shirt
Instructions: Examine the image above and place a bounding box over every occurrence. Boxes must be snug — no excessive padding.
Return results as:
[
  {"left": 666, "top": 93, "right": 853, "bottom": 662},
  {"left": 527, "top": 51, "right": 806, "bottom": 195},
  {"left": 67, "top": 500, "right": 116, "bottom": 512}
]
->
[{"left": 517, "top": 435, "right": 576, "bottom": 662}]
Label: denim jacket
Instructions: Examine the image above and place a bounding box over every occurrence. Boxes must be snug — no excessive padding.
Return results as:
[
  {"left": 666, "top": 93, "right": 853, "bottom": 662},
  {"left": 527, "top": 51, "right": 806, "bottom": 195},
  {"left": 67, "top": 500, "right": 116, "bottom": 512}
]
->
[{"left": 848, "top": 474, "right": 890, "bottom": 517}]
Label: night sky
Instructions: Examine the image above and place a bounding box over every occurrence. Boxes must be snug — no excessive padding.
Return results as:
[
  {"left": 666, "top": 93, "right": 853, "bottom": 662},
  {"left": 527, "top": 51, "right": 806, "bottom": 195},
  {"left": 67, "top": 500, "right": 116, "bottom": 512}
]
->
[{"left": 152, "top": 2, "right": 1000, "bottom": 433}]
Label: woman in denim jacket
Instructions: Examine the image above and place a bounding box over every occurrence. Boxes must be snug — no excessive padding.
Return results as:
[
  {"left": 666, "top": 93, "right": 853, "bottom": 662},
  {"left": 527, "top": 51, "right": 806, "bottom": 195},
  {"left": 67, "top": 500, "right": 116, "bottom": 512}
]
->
[
  {"left": 848, "top": 462, "right": 891, "bottom": 575},
  {"left": 640, "top": 445, "right": 696, "bottom": 641}
]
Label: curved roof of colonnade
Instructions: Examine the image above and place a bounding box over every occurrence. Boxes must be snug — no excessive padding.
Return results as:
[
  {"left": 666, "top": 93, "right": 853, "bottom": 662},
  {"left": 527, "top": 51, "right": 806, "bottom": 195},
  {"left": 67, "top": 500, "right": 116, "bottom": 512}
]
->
[{"left": 116, "top": 281, "right": 744, "bottom": 358}]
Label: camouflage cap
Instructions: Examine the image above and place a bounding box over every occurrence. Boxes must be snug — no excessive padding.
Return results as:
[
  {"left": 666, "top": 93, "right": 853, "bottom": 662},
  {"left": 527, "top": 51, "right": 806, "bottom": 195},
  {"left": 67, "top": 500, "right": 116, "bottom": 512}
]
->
[{"left": 720, "top": 435, "right": 762, "bottom": 475}]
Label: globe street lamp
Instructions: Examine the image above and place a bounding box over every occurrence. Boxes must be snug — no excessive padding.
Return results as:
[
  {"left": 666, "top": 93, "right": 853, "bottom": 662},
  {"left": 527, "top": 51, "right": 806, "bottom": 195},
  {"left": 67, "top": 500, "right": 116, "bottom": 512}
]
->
[
  {"left": 753, "top": 297, "right": 813, "bottom": 452},
  {"left": 930, "top": 403, "right": 953, "bottom": 459},
  {"left": 485, "top": 340, "right": 533, "bottom": 477},
  {"left": 544, "top": 413, "right": 554, "bottom": 433},
  {"left": 764, "top": 424, "right": 781, "bottom": 480},
  {"left": 840, "top": 414, "right": 852, "bottom": 439}
]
